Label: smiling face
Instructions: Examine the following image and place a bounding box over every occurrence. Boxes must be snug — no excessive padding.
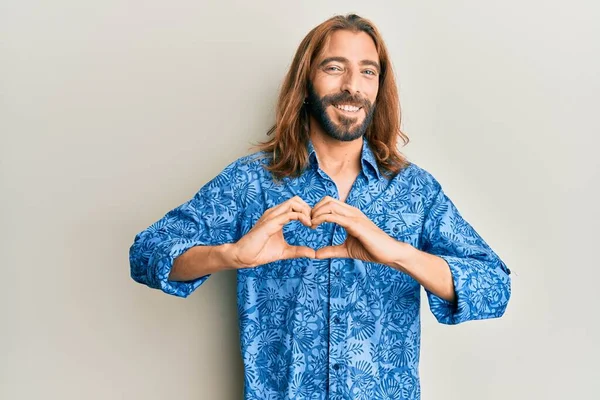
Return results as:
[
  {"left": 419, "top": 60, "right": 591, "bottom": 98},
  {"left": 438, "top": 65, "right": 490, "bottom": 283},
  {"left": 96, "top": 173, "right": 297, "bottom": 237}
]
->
[{"left": 307, "top": 29, "right": 380, "bottom": 142}]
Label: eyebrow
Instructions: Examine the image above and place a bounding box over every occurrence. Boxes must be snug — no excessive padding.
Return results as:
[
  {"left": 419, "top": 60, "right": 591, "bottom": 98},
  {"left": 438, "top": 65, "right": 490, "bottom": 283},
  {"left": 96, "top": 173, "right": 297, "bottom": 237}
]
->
[{"left": 318, "top": 56, "right": 381, "bottom": 74}]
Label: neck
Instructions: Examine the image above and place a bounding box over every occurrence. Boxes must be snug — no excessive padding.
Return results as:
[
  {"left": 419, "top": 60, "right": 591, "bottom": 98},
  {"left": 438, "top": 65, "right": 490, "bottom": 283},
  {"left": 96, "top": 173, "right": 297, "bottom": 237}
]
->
[{"left": 309, "top": 123, "right": 363, "bottom": 178}]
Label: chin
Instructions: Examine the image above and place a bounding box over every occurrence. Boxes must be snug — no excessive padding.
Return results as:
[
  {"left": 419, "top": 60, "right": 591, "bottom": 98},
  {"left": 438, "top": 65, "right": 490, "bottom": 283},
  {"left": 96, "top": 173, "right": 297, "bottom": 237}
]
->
[{"left": 329, "top": 112, "right": 363, "bottom": 127}]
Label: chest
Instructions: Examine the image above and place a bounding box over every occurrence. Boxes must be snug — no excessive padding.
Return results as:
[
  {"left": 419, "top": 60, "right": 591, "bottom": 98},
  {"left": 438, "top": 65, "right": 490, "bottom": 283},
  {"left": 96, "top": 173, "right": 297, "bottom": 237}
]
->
[{"left": 332, "top": 176, "right": 356, "bottom": 203}]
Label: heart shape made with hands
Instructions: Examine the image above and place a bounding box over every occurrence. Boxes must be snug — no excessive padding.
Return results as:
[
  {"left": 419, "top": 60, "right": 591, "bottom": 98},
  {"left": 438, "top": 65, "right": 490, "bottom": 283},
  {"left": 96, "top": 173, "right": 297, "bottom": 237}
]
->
[{"left": 277, "top": 195, "right": 410, "bottom": 265}]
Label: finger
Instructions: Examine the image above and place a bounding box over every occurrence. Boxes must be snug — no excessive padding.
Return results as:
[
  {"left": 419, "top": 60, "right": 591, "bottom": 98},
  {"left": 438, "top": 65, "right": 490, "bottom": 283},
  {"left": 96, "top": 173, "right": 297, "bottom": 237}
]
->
[
  {"left": 315, "top": 244, "right": 348, "bottom": 259},
  {"left": 270, "top": 202, "right": 311, "bottom": 225},
  {"left": 283, "top": 245, "right": 316, "bottom": 260},
  {"left": 262, "top": 196, "right": 298, "bottom": 219},
  {"left": 266, "top": 211, "right": 312, "bottom": 235},
  {"left": 284, "top": 196, "right": 312, "bottom": 216},
  {"left": 260, "top": 202, "right": 309, "bottom": 229},
  {"left": 311, "top": 196, "right": 334, "bottom": 216},
  {"left": 281, "top": 203, "right": 313, "bottom": 227},
  {"left": 312, "top": 198, "right": 355, "bottom": 218},
  {"left": 311, "top": 203, "right": 353, "bottom": 220},
  {"left": 310, "top": 212, "right": 351, "bottom": 229},
  {"left": 291, "top": 198, "right": 313, "bottom": 220},
  {"left": 266, "top": 196, "right": 312, "bottom": 221}
]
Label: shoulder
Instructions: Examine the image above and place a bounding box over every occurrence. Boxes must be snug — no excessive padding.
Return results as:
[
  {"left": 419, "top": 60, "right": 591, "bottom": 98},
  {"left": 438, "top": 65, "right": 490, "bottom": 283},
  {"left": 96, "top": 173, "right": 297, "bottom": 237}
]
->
[
  {"left": 388, "top": 162, "right": 448, "bottom": 216},
  {"left": 230, "top": 150, "right": 273, "bottom": 178},
  {"left": 210, "top": 150, "right": 273, "bottom": 187},
  {"left": 395, "top": 161, "right": 443, "bottom": 194},
  {"left": 237, "top": 150, "right": 272, "bottom": 169}
]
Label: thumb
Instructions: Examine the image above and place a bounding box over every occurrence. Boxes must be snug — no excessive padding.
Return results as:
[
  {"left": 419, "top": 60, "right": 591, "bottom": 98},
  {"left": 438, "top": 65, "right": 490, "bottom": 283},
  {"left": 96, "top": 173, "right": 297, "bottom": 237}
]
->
[
  {"left": 315, "top": 244, "right": 347, "bottom": 259},
  {"left": 284, "top": 245, "right": 316, "bottom": 259}
]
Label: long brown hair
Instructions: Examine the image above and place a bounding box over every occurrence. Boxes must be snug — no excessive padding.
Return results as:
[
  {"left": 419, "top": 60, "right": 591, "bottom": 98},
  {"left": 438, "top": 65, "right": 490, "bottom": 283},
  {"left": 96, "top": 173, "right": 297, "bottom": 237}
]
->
[{"left": 253, "top": 13, "right": 410, "bottom": 181}]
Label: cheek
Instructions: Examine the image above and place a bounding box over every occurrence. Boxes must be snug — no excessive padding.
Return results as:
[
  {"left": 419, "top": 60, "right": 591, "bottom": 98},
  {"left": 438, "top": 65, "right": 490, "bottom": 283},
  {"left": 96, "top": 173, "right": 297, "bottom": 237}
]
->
[
  {"left": 366, "top": 83, "right": 379, "bottom": 104},
  {"left": 315, "top": 74, "right": 348, "bottom": 97},
  {"left": 312, "top": 74, "right": 335, "bottom": 91}
]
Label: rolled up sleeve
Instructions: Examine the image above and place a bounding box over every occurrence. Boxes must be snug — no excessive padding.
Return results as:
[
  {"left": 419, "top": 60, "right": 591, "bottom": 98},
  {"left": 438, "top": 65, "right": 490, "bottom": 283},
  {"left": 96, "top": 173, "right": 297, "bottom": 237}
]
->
[
  {"left": 129, "top": 161, "right": 242, "bottom": 298},
  {"left": 422, "top": 180, "right": 512, "bottom": 324}
]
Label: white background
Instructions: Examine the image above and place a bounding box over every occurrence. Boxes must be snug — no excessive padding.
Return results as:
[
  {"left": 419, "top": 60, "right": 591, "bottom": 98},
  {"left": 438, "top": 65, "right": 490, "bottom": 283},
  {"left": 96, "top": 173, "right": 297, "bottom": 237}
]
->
[{"left": 2, "top": 0, "right": 598, "bottom": 398}]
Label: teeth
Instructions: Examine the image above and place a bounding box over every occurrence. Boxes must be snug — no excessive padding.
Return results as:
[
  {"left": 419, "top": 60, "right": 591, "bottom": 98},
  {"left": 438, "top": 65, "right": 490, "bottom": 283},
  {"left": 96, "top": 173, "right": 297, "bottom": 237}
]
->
[{"left": 334, "top": 104, "right": 360, "bottom": 112}]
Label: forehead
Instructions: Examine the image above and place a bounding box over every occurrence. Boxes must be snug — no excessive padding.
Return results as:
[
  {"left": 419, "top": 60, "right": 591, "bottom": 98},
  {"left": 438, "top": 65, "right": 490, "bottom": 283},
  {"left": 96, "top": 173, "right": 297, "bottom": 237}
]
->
[{"left": 317, "top": 30, "right": 379, "bottom": 63}]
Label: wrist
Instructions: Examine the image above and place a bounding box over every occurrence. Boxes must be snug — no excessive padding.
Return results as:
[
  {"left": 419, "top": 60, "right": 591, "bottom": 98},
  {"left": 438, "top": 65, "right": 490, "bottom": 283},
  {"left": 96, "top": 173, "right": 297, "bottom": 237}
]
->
[
  {"left": 388, "top": 241, "right": 419, "bottom": 273},
  {"left": 216, "top": 243, "right": 240, "bottom": 270}
]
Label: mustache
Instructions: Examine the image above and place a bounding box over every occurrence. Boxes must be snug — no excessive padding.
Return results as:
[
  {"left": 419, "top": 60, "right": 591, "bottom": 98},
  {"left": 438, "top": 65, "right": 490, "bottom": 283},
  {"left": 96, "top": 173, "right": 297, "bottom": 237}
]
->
[{"left": 321, "top": 92, "right": 372, "bottom": 109}]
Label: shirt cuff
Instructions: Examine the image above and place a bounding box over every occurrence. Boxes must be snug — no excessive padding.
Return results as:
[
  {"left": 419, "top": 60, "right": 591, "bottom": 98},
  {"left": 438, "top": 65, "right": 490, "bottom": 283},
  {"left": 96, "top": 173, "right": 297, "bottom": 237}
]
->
[
  {"left": 426, "top": 255, "right": 510, "bottom": 325},
  {"left": 148, "top": 238, "right": 211, "bottom": 298}
]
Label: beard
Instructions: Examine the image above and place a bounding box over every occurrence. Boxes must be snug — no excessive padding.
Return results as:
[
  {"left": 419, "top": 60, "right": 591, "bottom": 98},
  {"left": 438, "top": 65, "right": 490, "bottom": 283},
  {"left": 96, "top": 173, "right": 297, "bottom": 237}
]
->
[{"left": 305, "top": 81, "right": 376, "bottom": 142}]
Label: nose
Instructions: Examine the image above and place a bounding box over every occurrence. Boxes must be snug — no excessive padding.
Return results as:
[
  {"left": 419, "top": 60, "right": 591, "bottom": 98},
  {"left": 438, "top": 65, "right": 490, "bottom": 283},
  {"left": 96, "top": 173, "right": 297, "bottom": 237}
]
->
[{"left": 340, "top": 68, "right": 360, "bottom": 96}]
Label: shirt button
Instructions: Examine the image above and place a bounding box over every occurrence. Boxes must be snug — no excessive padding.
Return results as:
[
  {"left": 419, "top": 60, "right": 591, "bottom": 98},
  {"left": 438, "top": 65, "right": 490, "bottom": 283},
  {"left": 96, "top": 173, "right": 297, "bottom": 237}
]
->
[
  {"left": 334, "top": 270, "right": 341, "bottom": 277},
  {"left": 333, "top": 317, "right": 341, "bottom": 324},
  {"left": 333, "top": 363, "right": 340, "bottom": 370}
]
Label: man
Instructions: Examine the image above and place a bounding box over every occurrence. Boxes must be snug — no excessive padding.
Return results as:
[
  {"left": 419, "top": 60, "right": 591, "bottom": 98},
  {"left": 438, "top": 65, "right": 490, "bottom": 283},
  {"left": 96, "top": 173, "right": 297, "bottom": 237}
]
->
[{"left": 129, "top": 13, "right": 511, "bottom": 400}]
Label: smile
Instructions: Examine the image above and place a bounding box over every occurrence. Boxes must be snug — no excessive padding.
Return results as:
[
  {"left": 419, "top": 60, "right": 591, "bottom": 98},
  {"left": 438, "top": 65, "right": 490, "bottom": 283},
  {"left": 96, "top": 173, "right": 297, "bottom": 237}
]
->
[{"left": 333, "top": 104, "right": 362, "bottom": 113}]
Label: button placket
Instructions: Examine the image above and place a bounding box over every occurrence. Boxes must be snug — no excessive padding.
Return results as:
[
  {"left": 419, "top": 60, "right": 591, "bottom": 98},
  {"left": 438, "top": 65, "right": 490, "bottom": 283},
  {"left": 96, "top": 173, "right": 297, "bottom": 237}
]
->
[
  {"left": 323, "top": 173, "right": 360, "bottom": 395},
  {"left": 325, "top": 180, "right": 336, "bottom": 197},
  {"left": 317, "top": 169, "right": 338, "bottom": 199},
  {"left": 328, "top": 257, "right": 348, "bottom": 392}
]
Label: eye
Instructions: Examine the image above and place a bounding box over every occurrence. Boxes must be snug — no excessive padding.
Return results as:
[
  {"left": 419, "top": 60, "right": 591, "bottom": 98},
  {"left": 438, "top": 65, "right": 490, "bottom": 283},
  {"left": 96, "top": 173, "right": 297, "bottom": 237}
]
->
[
  {"left": 325, "top": 65, "right": 343, "bottom": 72},
  {"left": 363, "top": 69, "right": 377, "bottom": 76}
]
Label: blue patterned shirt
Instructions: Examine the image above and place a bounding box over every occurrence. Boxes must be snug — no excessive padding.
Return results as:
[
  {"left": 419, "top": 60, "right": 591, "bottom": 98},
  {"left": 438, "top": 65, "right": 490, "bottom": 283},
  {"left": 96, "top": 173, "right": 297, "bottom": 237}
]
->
[{"left": 129, "top": 139, "right": 511, "bottom": 399}]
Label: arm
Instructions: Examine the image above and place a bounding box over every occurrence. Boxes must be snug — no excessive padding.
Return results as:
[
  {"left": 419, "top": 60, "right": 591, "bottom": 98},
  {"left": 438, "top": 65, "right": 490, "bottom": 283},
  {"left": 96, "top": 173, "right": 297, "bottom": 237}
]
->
[
  {"left": 310, "top": 183, "right": 510, "bottom": 325},
  {"left": 168, "top": 243, "right": 238, "bottom": 281},
  {"left": 390, "top": 245, "right": 457, "bottom": 303},
  {"left": 412, "top": 179, "right": 511, "bottom": 325},
  {"left": 128, "top": 161, "right": 242, "bottom": 298}
]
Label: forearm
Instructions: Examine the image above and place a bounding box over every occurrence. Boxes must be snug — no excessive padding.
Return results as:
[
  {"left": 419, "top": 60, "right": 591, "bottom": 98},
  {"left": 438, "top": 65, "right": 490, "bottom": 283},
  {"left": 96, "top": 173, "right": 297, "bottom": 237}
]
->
[
  {"left": 169, "top": 243, "right": 238, "bottom": 281},
  {"left": 388, "top": 242, "right": 456, "bottom": 303}
]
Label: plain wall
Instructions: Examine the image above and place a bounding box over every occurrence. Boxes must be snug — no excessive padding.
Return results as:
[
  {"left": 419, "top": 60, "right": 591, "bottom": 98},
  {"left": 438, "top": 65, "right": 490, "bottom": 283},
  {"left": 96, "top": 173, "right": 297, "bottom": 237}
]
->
[{"left": 2, "top": 0, "right": 598, "bottom": 398}]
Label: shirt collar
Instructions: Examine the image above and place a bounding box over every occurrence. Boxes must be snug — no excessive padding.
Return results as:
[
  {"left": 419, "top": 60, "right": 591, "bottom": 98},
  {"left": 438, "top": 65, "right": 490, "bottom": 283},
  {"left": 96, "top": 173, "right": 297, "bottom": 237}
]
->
[{"left": 307, "top": 138, "right": 382, "bottom": 182}]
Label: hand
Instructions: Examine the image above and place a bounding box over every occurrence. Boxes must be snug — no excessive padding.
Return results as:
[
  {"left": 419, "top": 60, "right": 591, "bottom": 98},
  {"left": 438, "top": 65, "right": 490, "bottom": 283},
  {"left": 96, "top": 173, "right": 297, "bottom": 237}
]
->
[
  {"left": 311, "top": 196, "right": 408, "bottom": 265},
  {"left": 231, "top": 196, "right": 316, "bottom": 268}
]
